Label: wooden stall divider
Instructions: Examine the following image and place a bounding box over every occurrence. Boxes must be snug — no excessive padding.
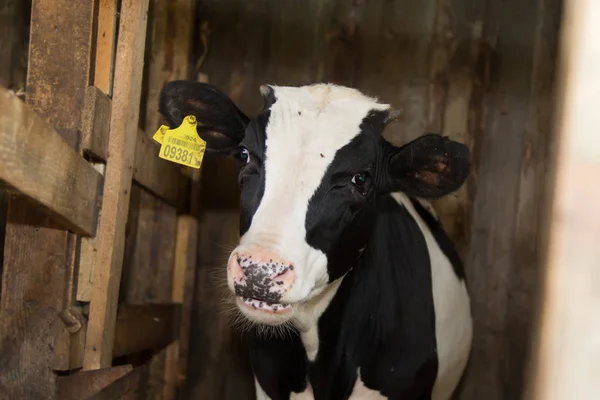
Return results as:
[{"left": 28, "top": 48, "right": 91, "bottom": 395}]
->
[
  {"left": 0, "top": 1, "right": 98, "bottom": 397},
  {"left": 83, "top": 0, "right": 151, "bottom": 370}
]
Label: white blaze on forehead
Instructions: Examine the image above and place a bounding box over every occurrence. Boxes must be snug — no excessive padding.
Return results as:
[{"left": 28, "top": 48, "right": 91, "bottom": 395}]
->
[{"left": 238, "top": 84, "right": 389, "bottom": 302}]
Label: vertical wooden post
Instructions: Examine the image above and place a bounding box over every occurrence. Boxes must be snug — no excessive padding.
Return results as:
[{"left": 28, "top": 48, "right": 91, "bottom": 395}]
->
[
  {"left": 84, "top": 0, "right": 150, "bottom": 370},
  {"left": 527, "top": 1, "right": 600, "bottom": 399}
]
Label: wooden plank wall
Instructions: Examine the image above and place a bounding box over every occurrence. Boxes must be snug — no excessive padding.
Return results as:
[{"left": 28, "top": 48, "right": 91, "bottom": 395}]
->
[
  {"left": 0, "top": 1, "right": 98, "bottom": 397},
  {"left": 185, "top": 0, "right": 562, "bottom": 399}
]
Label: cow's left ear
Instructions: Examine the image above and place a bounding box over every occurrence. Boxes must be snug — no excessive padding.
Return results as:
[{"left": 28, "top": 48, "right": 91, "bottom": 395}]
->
[
  {"left": 378, "top": 134, "right": 471, "bottom": 198},
  {"left": 159, "top": 80, "right": 249, "bottom": 151}
]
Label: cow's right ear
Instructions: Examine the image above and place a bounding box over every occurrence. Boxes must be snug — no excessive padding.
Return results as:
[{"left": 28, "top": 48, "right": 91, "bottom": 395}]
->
[{"left": 159, "top": 80, "right": 249, "bottom": 151}]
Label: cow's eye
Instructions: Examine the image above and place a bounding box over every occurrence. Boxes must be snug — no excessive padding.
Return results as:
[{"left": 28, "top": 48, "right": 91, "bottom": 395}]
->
[
  {"left": 351, "top": 172, "right": 371, "bottom": 192},
  {"left": 239, "top": 148, "right": 250, "bottom": 165}
]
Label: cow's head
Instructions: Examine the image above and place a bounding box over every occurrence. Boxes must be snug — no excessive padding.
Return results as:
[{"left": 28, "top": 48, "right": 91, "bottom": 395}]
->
[{"left": 159, "top": 81, "right": 470, "bottom": 327}]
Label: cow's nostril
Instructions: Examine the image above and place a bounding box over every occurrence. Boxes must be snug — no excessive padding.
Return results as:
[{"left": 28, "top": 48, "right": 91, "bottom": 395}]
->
[{"left": 273, "top": 265, "right": 292, "bottom": 279}]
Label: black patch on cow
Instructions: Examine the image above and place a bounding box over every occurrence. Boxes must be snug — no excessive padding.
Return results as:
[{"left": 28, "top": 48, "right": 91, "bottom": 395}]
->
[
  {"left": 305, "top": 110, "right": 388, "bottom": 281},
  {"left": 408, "top": 197, "right": 466, "bottom": 282},
  {"left": 248, "top": 328, "right": 308, "bottom": 400},
  {"left": 238, "top": 109, "right": 270, "bottom": 235},
  {"left": 304, "top": 195, "right": 438, "bottom": 399}
]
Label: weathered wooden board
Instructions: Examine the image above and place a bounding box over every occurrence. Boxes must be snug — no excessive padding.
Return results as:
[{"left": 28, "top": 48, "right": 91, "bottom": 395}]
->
[
  {"left": 0, "top": 87, "right": 103, "bottom": 236},
  {"left": 55, "top": 365, "right": 133, "bottom": 400},
  {"left": 93, "top": 0, "right": 118, "bottom": 96},
  {"left": 0, "top": 1, "right": 97, "bottom": 397},
  {"left": 84, "top": 0, "right": 151, "bottom": 370},
  {"left": 88, "top": 366, "right": 146, "bottom": 400},
  {"left": 526, "top": 1, "right": 600, "bottom": 398},
  {"left": 163, "top": 216, "right": 198, "bottom": 398}
]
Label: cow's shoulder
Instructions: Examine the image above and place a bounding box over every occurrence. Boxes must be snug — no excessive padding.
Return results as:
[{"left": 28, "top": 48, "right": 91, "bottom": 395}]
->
[{"left": 306, "top": 194, "right": 439, "bottom": 398}]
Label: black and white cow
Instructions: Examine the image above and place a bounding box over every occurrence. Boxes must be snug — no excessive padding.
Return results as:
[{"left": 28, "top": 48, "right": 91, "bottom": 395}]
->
[{"left": 159, "top": 81, "right": 473, "bottom": 400}]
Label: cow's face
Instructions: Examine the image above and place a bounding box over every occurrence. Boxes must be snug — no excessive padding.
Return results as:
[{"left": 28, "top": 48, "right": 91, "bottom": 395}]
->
[{"left": 160, "top": 81, "right": 470, "bottom": 326}]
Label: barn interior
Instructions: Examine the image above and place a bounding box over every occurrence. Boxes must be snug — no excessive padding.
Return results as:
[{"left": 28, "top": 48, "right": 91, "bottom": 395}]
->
[
  {"left": 2, "top": 0, "right": 596, "bottom": 399},
  {"left": 184, "top": 1, "right": 561, "bottom": 399}
]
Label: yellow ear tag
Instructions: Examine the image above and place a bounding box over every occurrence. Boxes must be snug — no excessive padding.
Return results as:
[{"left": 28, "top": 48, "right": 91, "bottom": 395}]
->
[{"left": 157, "top": 115, "right": 206, "bottom": 169}]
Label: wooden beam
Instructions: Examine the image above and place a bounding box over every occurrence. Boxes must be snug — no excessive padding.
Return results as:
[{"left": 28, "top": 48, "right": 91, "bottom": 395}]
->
[
  {"left": 93, "top": 0, "right": 118, "bottom": 95},
  {"left": 527, "top": 1, "right": 600, "bottom": 399},
  {"left": 0, "top": 87, "right": 103, "bottom": 236},
  {"left": 56, "top": 365, "right": 133, "bottom": 400},
  {"left": 163, "top": 216, "right": 198, "bottom": 398},
  {"left": 87, "top": 366, "right": 145, "bottom": 400},
  {"left": 81, "top": 86, "right": 190, "bottom": 209},
  {"left": 0, "top": 1, "right": 97, "bottom": 397},
  {"left": 84, "top": 0, "right": 151, "bottom": 370},
  {"left": 113, "top": 303, "right": 181, "bottom": 358}
]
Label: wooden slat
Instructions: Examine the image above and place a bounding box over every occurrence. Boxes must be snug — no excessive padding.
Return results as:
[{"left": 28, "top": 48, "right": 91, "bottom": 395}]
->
[
  {"left": 113, "top": 303, "right": 181, "bottom": 358},
  {"left": 163, "top": 216, "right": 198, "bottom": 398},
  {"left": 93, "top": 0, "right": 118, "bottom": 95},
  {"left": 81, "top": 86, "right": 190, "bottom": 209},
  {"left": 88, "top": 366, "right": 145, "bottom": 400},
  {"left": 56, "top": 365, "right": 133, "bottom": 400},
  {"left": 527, "top": 1, "right": 600, "bottom": 399},
  {"left": 0, "top": 1, "right": 97, "bottom": 397},
  {"left": 0, "top": 87, "right": 102, "bottom": 236},
  {"left": 84, "top": 0, "right": 151, "bottom": 370}
]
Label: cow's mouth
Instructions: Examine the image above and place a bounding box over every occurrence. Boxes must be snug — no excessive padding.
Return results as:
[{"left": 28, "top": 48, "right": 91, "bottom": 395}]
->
[{"left": 237, "top": 296, "right": 293, "bottom": 314}]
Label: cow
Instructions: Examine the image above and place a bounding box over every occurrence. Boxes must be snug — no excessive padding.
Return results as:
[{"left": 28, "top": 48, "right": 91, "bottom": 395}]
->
[{"left": 159, "top": 81, "right": 473, "bottom": 400}]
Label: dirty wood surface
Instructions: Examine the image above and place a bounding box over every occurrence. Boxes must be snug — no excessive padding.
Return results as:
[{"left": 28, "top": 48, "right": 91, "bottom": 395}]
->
[
  {"left": 84, "top": 0, "right": 151, "bottom": 370},
  {"left": 0, "top": 1, "right": 97, "bottom": 398}
]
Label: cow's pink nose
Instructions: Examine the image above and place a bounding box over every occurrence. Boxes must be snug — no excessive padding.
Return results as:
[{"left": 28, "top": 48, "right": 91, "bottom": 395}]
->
[{"left": 228, "top": 250, "right": 296, "bottom": 303}]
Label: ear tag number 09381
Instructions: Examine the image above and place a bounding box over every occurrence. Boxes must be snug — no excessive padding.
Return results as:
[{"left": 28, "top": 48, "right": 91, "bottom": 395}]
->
[{"left": 152, "top": 115, "right": 206, "bottom": 169}]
